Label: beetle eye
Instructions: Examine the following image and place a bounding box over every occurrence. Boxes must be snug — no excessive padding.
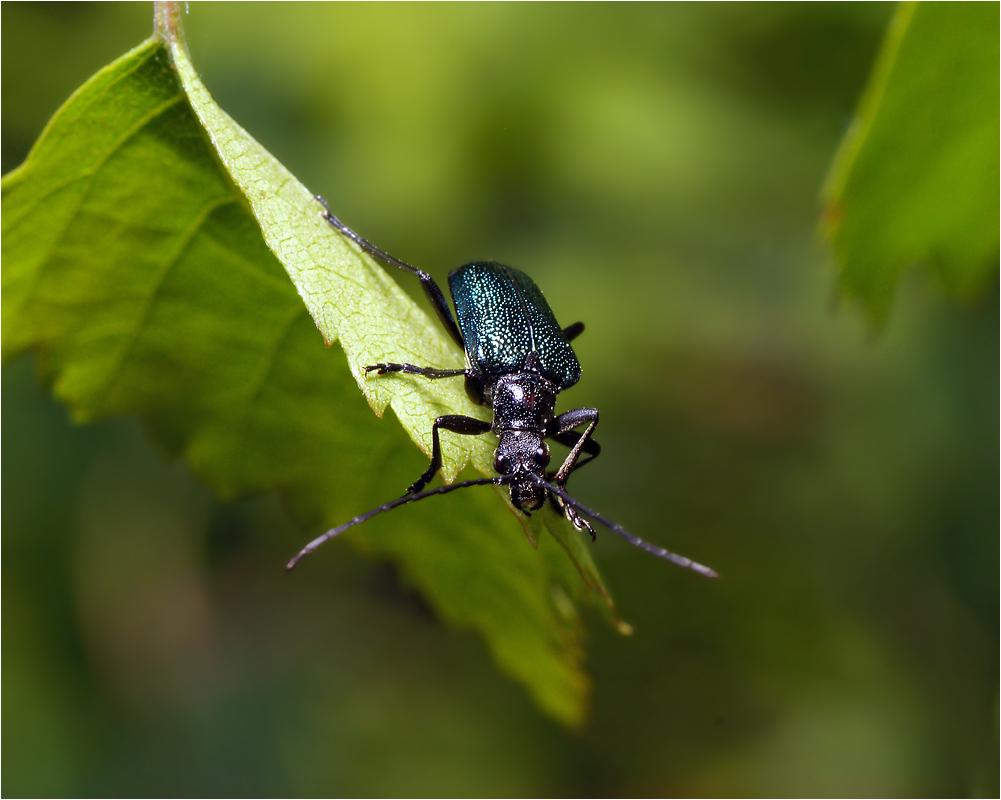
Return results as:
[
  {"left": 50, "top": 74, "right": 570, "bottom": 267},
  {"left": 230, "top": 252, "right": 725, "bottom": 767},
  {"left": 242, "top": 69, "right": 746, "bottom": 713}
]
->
[
  {"left": 536, "top": 443, "right": 551, "bottom": 466},
  {"left": 494, "top": 453, "right": 511, "bottom": 474}
]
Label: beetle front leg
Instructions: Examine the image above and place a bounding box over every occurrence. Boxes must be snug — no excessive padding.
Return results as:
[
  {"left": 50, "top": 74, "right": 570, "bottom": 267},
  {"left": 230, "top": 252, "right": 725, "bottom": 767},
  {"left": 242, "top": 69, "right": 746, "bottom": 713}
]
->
[
  {"left": 547, "top": 408, "right": 600, "bottom": 487},
  {"left": 545, "top": 409, "right": 600, "bottom": 538},
  {"left": 547, "top": 429, "right": 601, "bottom": 478},
  {"left": 408, "top": 414, "right": 492, "bottom": 494}
]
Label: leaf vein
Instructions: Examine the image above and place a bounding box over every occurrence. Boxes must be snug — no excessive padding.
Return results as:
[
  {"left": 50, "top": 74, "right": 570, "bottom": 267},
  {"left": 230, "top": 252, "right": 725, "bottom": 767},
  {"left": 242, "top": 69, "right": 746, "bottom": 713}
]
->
[
  {"left": 96, "top": 193, "right": 239, "bottom": 402},
  {"left": 10, "top": 93, "right": 188, "bottom": 325},
  {"left": 225, "top": 301, "right": 305, "bottom": 459}
]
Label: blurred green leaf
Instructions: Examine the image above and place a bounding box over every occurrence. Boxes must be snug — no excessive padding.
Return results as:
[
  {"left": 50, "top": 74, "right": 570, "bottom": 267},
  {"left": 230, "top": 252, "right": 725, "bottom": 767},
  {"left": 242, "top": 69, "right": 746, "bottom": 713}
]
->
[
  {"left": 823, "top": 1, "right": 999, "bottom": 322},
  {"left": 0, "top": 4, "right": 622, "bottom": 726}
]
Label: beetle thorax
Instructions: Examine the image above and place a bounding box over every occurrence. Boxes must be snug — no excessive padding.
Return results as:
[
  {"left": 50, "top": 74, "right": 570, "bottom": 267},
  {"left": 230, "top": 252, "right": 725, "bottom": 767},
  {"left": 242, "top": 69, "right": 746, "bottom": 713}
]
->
[
  {"left": 490, "top": 370, "right": 556, "bottom": 512},
  {"left": 490, "top": 371, "right": 557, "bottom": 434}
]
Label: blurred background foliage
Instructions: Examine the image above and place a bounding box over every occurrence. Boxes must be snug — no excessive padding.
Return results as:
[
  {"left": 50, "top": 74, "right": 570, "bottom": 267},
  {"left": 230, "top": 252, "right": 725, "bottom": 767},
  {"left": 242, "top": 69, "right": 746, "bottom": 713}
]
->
[{"left": 2, "top": 2, "right": 997, "bottom": 796}]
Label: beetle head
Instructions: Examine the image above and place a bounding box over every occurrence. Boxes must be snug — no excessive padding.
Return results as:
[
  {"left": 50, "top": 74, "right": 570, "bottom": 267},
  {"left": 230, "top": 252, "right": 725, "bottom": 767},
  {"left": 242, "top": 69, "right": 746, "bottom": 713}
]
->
[
  {"left": 509, "top": 477, "right": 547, "bottom": 512},
  {"left": 494, "top": 431, "right": 550, "bottom": 511}
]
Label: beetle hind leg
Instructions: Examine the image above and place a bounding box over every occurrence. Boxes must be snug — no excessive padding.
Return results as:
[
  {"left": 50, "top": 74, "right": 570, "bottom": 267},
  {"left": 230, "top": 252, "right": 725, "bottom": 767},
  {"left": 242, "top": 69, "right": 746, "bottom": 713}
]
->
[
  {"left": 562, "top": 321, "right": 585, "bottom": 342},
  {"left": 315, "top": 196, "right": 465, "bottom": 349}
]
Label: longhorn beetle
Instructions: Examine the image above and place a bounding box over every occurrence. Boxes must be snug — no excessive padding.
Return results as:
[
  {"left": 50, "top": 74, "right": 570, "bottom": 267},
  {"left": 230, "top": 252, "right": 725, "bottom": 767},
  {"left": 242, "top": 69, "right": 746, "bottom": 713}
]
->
[{"left": 287, "top": 196, "right": 716, "bottom": 578}]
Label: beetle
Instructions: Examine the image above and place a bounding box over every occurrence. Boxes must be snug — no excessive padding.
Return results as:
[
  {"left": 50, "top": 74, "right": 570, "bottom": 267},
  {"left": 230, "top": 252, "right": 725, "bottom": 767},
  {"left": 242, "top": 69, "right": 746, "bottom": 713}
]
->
[{"left": 287, "top": 196, "right": 716, "bottom": 578}]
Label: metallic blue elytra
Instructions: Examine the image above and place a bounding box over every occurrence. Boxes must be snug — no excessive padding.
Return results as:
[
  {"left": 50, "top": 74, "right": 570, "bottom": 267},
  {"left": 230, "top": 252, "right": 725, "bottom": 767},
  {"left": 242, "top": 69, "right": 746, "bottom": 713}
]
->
[{"left": 448, "top": 261, "right": 581, "bottom": 391}]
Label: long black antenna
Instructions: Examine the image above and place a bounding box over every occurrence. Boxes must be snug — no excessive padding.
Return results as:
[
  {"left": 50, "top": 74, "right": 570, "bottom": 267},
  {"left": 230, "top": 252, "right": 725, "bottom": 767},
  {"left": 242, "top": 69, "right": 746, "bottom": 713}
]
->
[
  {"left": 530, "top": 474, "right": 718, "bottom": 578},
  {"left": 286, "top": 476, "right": 508, "bottom": 570}
]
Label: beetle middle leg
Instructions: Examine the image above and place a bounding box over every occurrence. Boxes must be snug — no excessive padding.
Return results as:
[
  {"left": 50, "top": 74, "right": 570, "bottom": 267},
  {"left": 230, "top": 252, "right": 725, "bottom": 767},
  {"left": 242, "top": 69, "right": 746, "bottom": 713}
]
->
[
  {"left": 408, "top": 414, "right": 492, "bottom": 494},
  {"left": 366, "top": 363, "right": 468, "bottom": 379}
]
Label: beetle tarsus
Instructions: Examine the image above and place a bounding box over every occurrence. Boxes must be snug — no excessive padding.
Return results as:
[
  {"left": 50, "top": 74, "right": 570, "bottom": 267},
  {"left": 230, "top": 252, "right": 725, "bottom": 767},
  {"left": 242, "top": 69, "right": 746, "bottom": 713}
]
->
[{"left": 569, "top": 505, "right": 597, "bottom": 541}]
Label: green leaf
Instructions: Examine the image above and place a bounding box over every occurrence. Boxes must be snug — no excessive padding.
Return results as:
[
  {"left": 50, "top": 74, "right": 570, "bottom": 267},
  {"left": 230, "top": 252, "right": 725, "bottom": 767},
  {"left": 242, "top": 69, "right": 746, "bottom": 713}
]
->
[
  {"left": 823, "top": 1, "right": 1000, "bottom": 323},
  {"left": 1, "top": 5, "right": 623, "bottom": 726}
]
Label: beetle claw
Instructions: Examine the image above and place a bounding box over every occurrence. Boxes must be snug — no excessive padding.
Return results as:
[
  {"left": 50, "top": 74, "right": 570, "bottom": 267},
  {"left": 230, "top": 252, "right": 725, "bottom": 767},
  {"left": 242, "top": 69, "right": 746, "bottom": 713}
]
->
[{"left": 558, "top": 497, "right": 597, "bottom": 542}]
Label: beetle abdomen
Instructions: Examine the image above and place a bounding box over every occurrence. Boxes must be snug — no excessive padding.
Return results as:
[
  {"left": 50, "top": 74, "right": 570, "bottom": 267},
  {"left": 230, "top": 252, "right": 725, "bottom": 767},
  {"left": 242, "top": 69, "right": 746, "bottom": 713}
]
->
[{"left": 448, "top": 261, "right": 581, "bottom": 391}]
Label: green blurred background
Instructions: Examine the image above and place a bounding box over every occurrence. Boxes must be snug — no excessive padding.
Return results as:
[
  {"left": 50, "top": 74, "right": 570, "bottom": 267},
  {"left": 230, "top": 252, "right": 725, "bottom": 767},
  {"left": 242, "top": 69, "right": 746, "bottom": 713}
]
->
[{"left": 3, "top": 3, "right": 997, "bottom": 796}]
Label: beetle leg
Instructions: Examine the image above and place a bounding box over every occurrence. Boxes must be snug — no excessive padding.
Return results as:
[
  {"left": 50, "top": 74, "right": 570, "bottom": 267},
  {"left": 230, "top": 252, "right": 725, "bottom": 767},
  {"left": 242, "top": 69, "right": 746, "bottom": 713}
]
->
[
  {"left": 544, "top": 409, "right": 600, "bottom": 536},
  {"left": 315, "top": 196, "right": 465, "bottom": 350},
  {"left": 547, "top": 408, "right": 600, "bottom": 487},
  {"left": 408, "top": 414, "right": 492, "bottom": 495},
  {"left": 366, "top": 363, "right": 468, "bottom": 379},
  {"left": 546, "top": 430, "right": 601, "bottom": 478},
  {"left": 546, "top": 490, "right": 598, "bottom": 541},
  {"left": 568, "top": 507, "right": 597, "bottom": 541},
  {"left": 562, "top": 321, "right": 585, "bottom": 342}
]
